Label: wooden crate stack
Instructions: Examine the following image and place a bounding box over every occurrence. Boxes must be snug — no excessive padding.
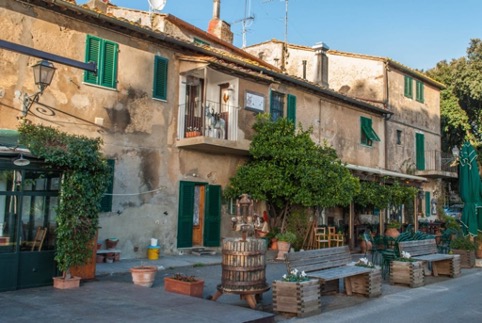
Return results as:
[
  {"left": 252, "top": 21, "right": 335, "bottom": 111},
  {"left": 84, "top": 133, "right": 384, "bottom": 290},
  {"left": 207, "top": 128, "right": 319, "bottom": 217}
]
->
[
  {"left": 390, "top": 261, "right": 424, "bottom": 288},
  {"left": 273, "top": 279, "right": 321, "bottom": 318},
  {"left": 347, "top": 269, "right": 382, "bottom": 297}
]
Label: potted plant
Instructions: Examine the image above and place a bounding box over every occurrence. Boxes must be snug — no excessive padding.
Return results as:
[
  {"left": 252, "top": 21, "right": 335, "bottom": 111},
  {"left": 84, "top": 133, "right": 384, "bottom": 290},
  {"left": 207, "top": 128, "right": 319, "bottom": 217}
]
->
[
  {"left": 275, "top": 231, "right": 297, "bottom": 260},
  {"left": 389, "top": 251, "right": 424, "bottom": 287},
  {"left": 385, "top": 221, "right": 401, "bottom": 238},
  {"left": 19, "top": 123, "right": 110, "bottom": 289},
  {"left": 164, "top": 273, "right": 204, "bottom": 297},
  {"left": 130, "top": 265, "right": 158, "bottom": 287},
  {"left": 272, "top": 268, "right": 321, "bottom": 317},
  {"left": 476, "top": 232, "right": 482, "bottom": 259},
  {"left": 451, "top": 235, "right": 476, "bottom": 268}
]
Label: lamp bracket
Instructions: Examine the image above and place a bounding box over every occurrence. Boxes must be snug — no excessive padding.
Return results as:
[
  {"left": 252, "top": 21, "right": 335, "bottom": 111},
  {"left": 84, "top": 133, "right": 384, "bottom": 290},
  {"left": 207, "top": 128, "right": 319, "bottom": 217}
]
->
[{"left": 22, "top": 91, "right": 41, "bottom": 116}]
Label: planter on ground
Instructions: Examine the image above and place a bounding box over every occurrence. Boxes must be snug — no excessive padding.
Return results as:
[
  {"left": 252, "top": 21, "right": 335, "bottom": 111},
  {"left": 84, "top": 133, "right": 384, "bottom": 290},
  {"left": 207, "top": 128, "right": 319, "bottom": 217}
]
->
[
  {"left": 130, "top": 266, "right": 158, "bottom": 287},
  {"left": 451, "top": 249, "right": 475, "bottom": 268},
  {"left": 390, "top": 260, "right": 424, "bottom": 287},
  {"left": 164, "top": 277, "right": 204, "bottom": 297},
  {"left": 53, "top": 276, "right": 81, "bottom": 289},
  {"left": 272, "top": 279, "right": 321, "bottom": 318}
]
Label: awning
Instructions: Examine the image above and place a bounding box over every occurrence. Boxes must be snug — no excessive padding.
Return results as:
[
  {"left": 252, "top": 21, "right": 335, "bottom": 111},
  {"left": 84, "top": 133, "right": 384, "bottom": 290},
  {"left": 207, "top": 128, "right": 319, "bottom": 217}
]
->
[
  {"left": 361, "top": 123, "right": 380, "bottom": 142},
  {"left": 346, "top": 164, "right": 427, "bottom": 182},
  {"left": 0, "top": 129, "right": 20, "bottom": 148}
]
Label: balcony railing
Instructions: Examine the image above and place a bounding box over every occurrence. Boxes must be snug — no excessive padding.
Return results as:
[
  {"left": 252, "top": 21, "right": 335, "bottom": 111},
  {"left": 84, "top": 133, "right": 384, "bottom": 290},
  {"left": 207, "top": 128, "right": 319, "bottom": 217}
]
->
[
  {"left": 424, "top": 150, "right": 457, "bottom": 173},
  {"left": 181, "top": 100, "right": 232, "bottom": 140}
]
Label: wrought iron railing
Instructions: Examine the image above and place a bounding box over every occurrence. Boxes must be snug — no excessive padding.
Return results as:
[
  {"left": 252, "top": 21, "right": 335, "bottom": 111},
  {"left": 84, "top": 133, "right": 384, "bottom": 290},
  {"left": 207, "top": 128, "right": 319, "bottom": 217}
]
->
[
  {"left": 424, "top": 150, "right": 457, "bottom": 173},
  {"left": 181, "top": 100, "right": 232, "bottom": 140}
]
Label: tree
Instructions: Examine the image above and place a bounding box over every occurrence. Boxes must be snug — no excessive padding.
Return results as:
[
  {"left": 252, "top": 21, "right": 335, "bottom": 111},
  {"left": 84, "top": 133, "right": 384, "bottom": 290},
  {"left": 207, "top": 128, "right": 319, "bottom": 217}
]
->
[
  {"left": 224, "top": 114, "right": 360, "bottom": 231},
  {"left": 426, "top": 39, "right": 482, "bottom": 150}
]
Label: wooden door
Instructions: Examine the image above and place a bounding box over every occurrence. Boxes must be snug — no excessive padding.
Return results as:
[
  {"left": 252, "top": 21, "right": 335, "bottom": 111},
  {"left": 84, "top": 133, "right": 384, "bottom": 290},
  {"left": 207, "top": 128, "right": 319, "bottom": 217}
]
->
[{"left": 192, "top": 186, "right": 205, "bottom": 246}]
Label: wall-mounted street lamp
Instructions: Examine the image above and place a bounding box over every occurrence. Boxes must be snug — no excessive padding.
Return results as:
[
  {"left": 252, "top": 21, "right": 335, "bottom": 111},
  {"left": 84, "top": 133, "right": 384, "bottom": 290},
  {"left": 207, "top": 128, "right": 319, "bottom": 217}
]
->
[{"left": 22, "top": 60, "right": 56, "bottom": 116}]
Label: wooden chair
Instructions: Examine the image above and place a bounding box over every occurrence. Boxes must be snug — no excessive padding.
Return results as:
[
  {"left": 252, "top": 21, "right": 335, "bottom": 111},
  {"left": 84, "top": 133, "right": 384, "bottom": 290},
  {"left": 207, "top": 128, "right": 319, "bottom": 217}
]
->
[
  {"left": 328, "top": 227, "right": 344, "bottom": 247},
  {"left": 25, "top": 227, "right": 47, "bottom": 251},
  {"left": 314, "top": 227, "right": 330, "bottom": 248}
]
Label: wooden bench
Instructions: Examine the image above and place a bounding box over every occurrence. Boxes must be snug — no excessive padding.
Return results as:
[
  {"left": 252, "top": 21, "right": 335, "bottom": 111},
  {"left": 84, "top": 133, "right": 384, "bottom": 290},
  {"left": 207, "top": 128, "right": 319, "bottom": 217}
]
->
[
  {"left": 285, "top": 246, "right": 382, "bottom": 298},
  {"left": 398, "top": 239, "right": 461, "bottom": 278}
]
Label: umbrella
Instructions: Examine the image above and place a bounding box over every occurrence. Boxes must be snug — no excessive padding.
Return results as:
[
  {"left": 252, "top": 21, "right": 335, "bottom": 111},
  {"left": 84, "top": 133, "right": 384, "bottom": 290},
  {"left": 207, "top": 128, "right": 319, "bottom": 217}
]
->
[{"left": 458, "top": 141, "right": 482, "bottom": 236}]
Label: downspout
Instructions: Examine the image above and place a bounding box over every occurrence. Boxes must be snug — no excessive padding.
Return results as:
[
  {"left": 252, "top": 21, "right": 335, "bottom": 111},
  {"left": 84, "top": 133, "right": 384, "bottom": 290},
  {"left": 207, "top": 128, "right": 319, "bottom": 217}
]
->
[
  {"left": 383, "top": 61, "right": 390, "bottom": 169},
  {"left": 318, "top": 98, "right": 322, "bottom": 144}
]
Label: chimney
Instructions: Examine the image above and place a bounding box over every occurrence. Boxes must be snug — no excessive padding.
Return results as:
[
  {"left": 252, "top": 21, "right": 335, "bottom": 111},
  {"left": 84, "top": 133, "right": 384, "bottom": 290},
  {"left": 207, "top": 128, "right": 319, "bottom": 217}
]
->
[
  {"left": 207, "top": 0, "right": 233, "bottom": 44},
  {"left": 312, "top": 42, "right": 330, "bottom": 88}
]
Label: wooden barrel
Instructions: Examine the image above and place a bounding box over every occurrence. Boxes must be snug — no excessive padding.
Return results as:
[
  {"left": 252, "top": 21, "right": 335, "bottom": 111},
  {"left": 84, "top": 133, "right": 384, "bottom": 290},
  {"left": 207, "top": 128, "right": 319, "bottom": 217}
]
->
[{"left": 220, "top": 238, "right": 268, "bottom": 293}]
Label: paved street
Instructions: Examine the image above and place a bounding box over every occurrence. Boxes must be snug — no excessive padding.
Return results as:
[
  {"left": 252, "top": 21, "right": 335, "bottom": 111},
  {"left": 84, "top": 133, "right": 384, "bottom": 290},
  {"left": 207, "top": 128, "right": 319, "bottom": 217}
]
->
[{"left": 0, "top": 251, "right": 481, "bottom": 323}]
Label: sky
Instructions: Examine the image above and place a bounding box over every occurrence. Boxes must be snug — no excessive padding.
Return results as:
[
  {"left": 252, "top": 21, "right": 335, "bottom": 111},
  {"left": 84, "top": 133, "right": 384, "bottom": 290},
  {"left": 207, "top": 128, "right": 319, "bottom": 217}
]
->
[{"left": 79, "top": 0, "right": 482, "bottom": 71}]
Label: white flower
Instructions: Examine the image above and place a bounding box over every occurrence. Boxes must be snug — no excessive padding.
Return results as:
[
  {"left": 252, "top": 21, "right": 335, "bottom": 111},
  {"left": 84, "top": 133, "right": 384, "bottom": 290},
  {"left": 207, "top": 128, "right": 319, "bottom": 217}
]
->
[
  {"left": 301, "top": 271, "right": 306, "bottom": 277},
  {"left": 282, "top": 274, "right": 287, "bottom": 279},
  {"left": 292, "top": 268, "right": 298, "bottom": 275},
  {"left": 401, "top": 251, "right": 411, "bottom": 259}
]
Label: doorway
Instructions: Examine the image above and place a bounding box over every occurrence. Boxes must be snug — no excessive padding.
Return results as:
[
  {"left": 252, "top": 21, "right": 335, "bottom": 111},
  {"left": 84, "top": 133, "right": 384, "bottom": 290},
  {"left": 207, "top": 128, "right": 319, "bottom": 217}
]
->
[{"left": 177, "top": 181, "right": 221, "bottom": 248}]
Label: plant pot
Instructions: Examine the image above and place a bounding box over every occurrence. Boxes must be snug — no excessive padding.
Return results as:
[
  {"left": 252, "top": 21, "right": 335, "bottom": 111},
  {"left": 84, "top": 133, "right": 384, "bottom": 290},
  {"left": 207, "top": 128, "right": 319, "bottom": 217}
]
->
[
  {"left": 452, "top": 249, "right": 475, "bottom": 268},
  {"left": 276, "top": 241, "right": 290, "bottom": 260},
  {"left": 105, "top": 238, "right": 119, "bottom": 249},
  {"left": 270, "top": 238, "right": 278, "bottom": 250},
  {"left": 385, "top": 228, "right": 400, "bottom": 238},
  {"left": 96, "top": 254, "right": 105, "bottom": 263},
  {"left": 164, "top": 277, "right": 204, "bottom": 297},
  {"left": 272, "top": 279, "right": 321, "bottom": 317},
  {"left": 130, "top": 266, "right": 158, "bottom": 287},
  {"left": 53, "top": 276, "right": 81, "bottom": 289}
]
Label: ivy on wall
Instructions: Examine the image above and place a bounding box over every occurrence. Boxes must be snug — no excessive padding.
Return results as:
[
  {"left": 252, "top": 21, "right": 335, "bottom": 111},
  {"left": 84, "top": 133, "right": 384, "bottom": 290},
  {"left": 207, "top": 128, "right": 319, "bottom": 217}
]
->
[{"left": 19, "top": 122, "right": 110, "bottom": 277}]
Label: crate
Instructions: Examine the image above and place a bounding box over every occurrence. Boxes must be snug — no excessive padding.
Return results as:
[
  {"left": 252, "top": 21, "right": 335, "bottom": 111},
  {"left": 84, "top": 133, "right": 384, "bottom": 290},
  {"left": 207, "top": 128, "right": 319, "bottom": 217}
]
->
[
  {"left": 390, "top": 260, "right": 424, "bottom": 287},
  {"left": 273, "top": 279, "right": 321, "bottom": 318}
]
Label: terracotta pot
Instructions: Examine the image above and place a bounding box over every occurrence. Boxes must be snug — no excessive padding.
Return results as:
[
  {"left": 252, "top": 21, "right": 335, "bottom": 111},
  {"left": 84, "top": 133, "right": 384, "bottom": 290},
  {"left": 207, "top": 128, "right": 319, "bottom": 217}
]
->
[
  {"left": 276, "top": 241, "right": 290, "bottom": 260},
  {"left": 130, "top": 266, "right": 158, "bottom": 287},
  {"left": 385, "top": 228, "right": 400, "bottom": 238},
  {"left": 105, "top": 238, "right": 119, "bottom": 249},
  {"left": 53, "top": 276, "right": 81, "bottom": 289},
  {"left": 270, "top": 238, "right": 278, "bottom": 250},
  {"left": 164, "top": 277, "right": 204, "bottom": 297},
  {"left": 359, "top": 240, "right": 372, "bottom": 254}
]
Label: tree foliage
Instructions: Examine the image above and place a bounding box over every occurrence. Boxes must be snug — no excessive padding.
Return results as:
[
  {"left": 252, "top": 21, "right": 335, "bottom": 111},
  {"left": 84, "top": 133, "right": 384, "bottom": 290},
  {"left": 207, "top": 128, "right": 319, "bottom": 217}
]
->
[
  {"left": 19, "top": 122, "right": 110, "bottom": 277},
  {"left": 426, "top": 38, "right": 482, "bottom": 150},
  {"left": 224, "top": 114, "right": 360, "bottom": 230},
  {"left": 354, "top": 179, "right": 418, "bottom": 210}
]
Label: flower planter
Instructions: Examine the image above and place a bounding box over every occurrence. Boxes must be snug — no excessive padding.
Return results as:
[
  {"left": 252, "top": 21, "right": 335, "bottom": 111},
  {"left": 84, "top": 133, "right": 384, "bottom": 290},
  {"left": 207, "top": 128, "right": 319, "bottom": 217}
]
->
[
  {"left": 451, "top": 249, "right": 475, "bottom": 268},
  {"left": 272, "top": 279, "right": 321, "bottom": 318},
  {"left": 390, "top": 260, "right": 424, "bottom": 287},
  {"left": 164, "top": 277, "right": 204, "bottom": 297},
  {"left": 130, "top": 266, "right": 158, "bottom": 287},
  {"left": 53, "top": 276, "right": 81, "bottom": 289},
  {"left": 185, "top": 131, "right": 201, "bottom": 138},
  {"left": 276, "top": 241, "right": 290, "bottom": 260}
]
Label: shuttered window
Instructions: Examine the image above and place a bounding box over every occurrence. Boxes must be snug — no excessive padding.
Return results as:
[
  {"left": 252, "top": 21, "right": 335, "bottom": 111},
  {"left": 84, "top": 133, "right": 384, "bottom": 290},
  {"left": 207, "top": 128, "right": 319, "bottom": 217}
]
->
[
  {"left": 84, "top": 35, "right": 118, "bottom": 89},
  {"left": 100, "top": 159, "right": 115, "bottom": 212},
  {"left": 404, "top": 75, "right": 413, "bottom": 98},
  {"left": 287, "top": 94, "right": 297, "bottom": 125},
  {"left": 415, "top": 133, "right": 425, "bottom": 170},
  {"left": 360, "top": 116, "right": 380, "bottom": 146},
  {"left": 416, "top": 80, "right": 424, "bottom": 103},
  {"left": 153, "top": 56, "right": 168, "bottom": 100}
]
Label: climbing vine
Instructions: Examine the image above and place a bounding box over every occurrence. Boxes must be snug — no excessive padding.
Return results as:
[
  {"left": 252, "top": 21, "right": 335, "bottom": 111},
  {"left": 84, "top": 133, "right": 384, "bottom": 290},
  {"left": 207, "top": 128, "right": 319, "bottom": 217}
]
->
[
  {"left": 354, "top": 179, "right": 418, "bottom": 210},
  {"left": 19, "top": 122, "right": 110, "bottom": 277}
]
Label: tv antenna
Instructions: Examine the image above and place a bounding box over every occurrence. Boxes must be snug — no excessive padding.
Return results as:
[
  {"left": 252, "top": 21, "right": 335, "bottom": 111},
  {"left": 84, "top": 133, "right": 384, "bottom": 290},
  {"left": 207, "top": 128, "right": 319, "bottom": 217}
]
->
[
  {"left": 233, "top": 0, "right": 255, "bottom": 48},
  {"left": 263, "top": 0, "right": 289, "bottom": 45}
]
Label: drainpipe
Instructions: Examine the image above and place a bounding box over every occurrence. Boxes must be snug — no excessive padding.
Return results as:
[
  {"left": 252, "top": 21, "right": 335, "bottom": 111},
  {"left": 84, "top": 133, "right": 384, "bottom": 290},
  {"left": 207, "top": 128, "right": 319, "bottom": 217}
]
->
[{"left": 383, "top": 61, "right": 390, "bottom": 169}]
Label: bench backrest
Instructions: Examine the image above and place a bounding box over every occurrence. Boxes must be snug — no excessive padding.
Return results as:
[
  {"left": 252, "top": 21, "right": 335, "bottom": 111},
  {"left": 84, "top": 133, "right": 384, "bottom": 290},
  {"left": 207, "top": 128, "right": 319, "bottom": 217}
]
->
[
  {"left": 285, "top": 246, "right": 351, "bottom": 273},
  {"left": 398, "top": 239, "right": 438, "bottom": 257}
]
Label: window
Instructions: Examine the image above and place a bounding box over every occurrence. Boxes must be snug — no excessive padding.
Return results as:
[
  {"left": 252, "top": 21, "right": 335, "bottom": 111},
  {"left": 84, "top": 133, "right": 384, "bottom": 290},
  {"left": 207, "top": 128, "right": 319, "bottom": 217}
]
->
[
  {"left": 270, "top": 91, "right": 284, "bottom": 121},
  {"left": 415, "top": 133, "right": 425, "bottom": 170},
  {"left": 100, "top": 159, "right": 115, "bottom": 212},
  {"left": 287, "top": 94, "right": 297, "bottom": 125},
  {"left": 416, "top": 80, "right": 424, "bottom": 103},
  {"left": 84, "top": 35, "right": 118, "bottom": 88},
  {"left": 404, "top": 75, "right": 413, "bottom": 98},
  {"left": 153, "top": 56, "right": 168, "bottom": 100},
  {"left": 360, "top": 116, "right": 380, "bottom": 146},
  {"left": 396, "top": 130, "right": 402, "bottom": 145}
]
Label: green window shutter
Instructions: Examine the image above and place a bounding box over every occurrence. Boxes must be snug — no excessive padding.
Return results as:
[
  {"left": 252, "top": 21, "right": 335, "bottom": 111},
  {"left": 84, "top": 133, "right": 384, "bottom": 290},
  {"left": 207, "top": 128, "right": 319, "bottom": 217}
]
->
[
  {"left": 177, "top": 182, "right": 195, "bottom": 248},
  {"left": 153, "top": 56, "right": 168, "bottom": 100},
  {"left": 203, "top": 185, "right": 221, "bottom": 247},
  {"left": 416, "top": 81, "right": 424, "bottom": 103},
  {"left": 100, "top": 159, "right": 115, "bottom": 212},
  {"left": 84, "top": 35, "right": 100, "bottom": 84},
  {"left": 425, "top": 191, "right": 431, "bottom": 217},
  {"left": 100, "top": 41, "right": 118, "bottom": 88},
  {"left": 360, "top": 116, "right": 380, "bottom": 146},
  {"left": 416, "top": 133, "right": 425, "bottom": 170},
  {"left": 404, "top": 75, "right": 413, "bottom": 98},
  {"left": 287, "top": 94, "right": 297, "bottom": 124}
]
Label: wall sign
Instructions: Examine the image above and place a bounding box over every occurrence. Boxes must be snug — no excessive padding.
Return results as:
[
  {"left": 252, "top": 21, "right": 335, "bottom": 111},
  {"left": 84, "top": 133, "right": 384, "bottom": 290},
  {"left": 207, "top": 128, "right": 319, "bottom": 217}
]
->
[{"left": 245, "top": 91, "right": 265, "bottom": 112}]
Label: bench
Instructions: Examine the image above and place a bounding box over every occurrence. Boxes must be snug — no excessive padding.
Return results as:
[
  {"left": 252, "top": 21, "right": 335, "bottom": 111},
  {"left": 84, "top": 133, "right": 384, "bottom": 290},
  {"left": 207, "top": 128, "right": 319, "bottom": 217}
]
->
[
  {"left": 398, "top": 239, "right": 461, "bottom": 278},
  {"left": 285, "top": 246, "right": 382, "bottom": 298}
]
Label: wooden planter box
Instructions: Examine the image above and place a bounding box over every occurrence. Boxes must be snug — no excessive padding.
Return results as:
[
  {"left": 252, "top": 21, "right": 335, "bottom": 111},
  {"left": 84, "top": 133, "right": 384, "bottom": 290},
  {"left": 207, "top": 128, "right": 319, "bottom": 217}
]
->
[
  {"left": 452, "top": 249, "right": 475, "bottom": 268},
  {"left": 272, "top": 279, "right": 321, "bottom": 318},
  {"left": 164, "top": 277, "right": 204, "bottom": 298},
  {"left": 390, "top": 261, "right": 424, "bottom": 287}
]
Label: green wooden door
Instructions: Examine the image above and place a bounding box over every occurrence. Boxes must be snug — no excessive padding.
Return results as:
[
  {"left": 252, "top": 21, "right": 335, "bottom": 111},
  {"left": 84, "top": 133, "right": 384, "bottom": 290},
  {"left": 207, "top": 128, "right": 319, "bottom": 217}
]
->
[
  {"left": 204, "top": 185, "right": 221, "bottom": 247},
  {"left": 177, "top": 182, "right": 195, "bottom": 248}
]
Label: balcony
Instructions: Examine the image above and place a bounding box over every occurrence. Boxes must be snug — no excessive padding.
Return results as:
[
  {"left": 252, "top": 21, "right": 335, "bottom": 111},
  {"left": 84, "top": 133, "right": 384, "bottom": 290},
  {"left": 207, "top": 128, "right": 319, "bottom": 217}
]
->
[
  {"left": 176, "top": 100, "right": 250, "bottom": 156},
  {"left": 415, "top": 150, "right": 458, "bottom": 179}
]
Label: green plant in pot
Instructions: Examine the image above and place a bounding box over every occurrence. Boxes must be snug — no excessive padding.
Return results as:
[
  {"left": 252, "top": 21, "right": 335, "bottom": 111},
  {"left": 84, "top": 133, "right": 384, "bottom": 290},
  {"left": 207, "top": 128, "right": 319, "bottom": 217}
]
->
[
  {"left": 19, "top": 123, "right": 110, "bottom": 289},
  {"left": 275, "top": 231, "right": 297, "bottom": 260},
  {"left": 451, "top": 234, "right": 477, "bottom": 268}
]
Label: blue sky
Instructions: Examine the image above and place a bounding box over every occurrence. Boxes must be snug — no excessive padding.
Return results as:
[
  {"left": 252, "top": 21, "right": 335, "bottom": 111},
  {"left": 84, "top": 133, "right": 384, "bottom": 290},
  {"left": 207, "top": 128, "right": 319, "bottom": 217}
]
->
[{"left": 80, "top": 0, "right": 481, "bottom": 70}]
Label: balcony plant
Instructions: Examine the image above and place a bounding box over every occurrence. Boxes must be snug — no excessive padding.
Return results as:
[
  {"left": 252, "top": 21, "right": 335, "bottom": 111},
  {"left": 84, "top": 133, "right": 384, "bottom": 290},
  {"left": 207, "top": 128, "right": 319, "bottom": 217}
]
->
[
  {"left": 164, "top": 273, "right": 204, "bottom": 297},
  {"left": 272, "top": 268, "right": 321, "bottom": 317},
  {"left": 19, "top": 123, "right": 110, "bottom": 289}
]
